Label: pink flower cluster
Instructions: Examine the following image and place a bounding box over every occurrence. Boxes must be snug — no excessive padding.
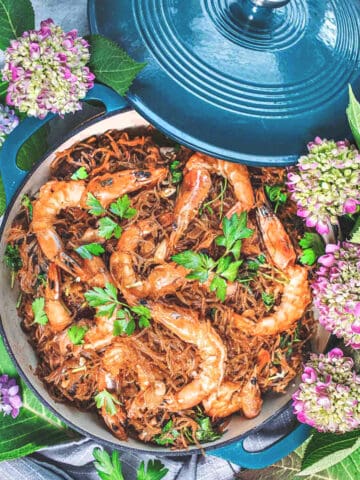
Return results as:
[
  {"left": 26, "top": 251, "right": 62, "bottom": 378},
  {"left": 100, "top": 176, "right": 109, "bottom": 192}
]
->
[
  {"left": 313, "top": 242, "right": 360, "bottom": 349},
  {"left": 2, "top": 19, "right": 95, "bottom": 118},
  {"left": 293, "top": 348, "right": 360, "bottom": 433},
  {"left": 287, "top": 137, "right": 360, "bottom": 235}
]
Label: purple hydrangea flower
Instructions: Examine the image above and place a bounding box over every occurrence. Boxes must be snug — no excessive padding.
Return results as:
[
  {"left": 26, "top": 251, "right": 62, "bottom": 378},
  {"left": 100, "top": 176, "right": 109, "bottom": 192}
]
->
[
  {"left": 2, "top": 19, "right": 95, "bottom": 118},
  {"left": 0, "top": 374, "right": 22, "bottom": 418},
  {"left": 0, "top": 104, "right": 19, "bottom": 146},
  {"left": 292, "top": 348, "right": 360, "bottom": 433},
  {"left": 312, "top": 242, "right": 360, "bottom": 349},
  {"left": 287, "top": 138, "right": 360, "bottom": 235}
]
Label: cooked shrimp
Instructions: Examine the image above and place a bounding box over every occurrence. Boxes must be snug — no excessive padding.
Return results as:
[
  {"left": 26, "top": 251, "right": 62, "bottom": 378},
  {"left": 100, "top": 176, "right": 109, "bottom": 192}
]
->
[
  {"left": 84, "top": 311, "right": 117, "bottom": 350},
  {"left": 203, "top": 370, "right": 262, "bottom": 419},
  {"left": 168, "top": 153, "right": 254, "bottom": 252},
  {"left": 97, "top": 368, "right": 127, "bottom": 440},
  {"left": 81, "top": 167, "right": 168, "bottom": 208},
  {"left": 233, "top": 203, "right": 311, "bottom": 335},
  {"left": 148, "top": 302, "right": 226, "bottom": 411},
  {"left": 32, "top": 180, "right": 86, "bottom": 275},
  {"left": 44, "top": 263, "right": 72, "bottom": 332}
]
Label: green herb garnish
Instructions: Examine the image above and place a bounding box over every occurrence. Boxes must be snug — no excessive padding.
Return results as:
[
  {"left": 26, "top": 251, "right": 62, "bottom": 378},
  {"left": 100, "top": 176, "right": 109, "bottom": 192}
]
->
[
  {"left": 299, "top": 232, "right": 325, "bottom": 266},
  {"left": 264, "top": 184, "right": 288, "bottom": 213},
  {"left": 85, "top": 283, "right": 151, "bottom": 335},
  {"left": 75, "top": 242, "right": 105, "bottom": 259},
  {"left": 94, "top": 390, "right": 121, "bottom": 416},
  {"left": 4, "top": 244, "right": 22, "bottom": 288},
  {"left": 93, "top": 447, "right": 169, "bottom": 480},
  {"left": 98, "top": 217, "right": 122, "bottom": 240},
  {"left": 262, "top": 291, "right": 275, "bottom": 310},
  {"left": 71, "top": 166, "right": 88, "bottom": 180},
  {"left": 67, "top": 325, "right": 88, "bottom": 345},
  {"left": 86, "top": 193, "right": 106, "bottom": 216},
  {"left": 172, "top": 212, "right": 252, "bottom": 301},
  {"left": 195, "top": 416, "right": 221, "bottom": 442},
  {"left": 153, "top": 420, "right": 180, "bottom": 446},
  {"left": 21, "top": 194, "right": 33, "bottom": 220},
  {"left": 200, "top": 178, "right": 227, "bottom": 218},
  {"left": 32, "top": 297, "right": 49, "bottom": 325},
  {"left": 109, "top": 194, "right": 137, "bottom": 219},
  {"left": 169, "top": 160, "right": 183, "bottom": 184}
]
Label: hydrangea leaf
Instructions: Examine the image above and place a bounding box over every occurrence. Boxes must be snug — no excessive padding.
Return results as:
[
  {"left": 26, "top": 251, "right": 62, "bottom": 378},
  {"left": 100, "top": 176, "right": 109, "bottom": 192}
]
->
[
  {"left": 0, "top": 337, "right": 77, "bottom": 461},
  {"left": 16, "top": 124, "right": 49, "bottom": 170},
  {"left": 0, "top": 0, "right": 34, "bottom": 50},
  {"left": 88, "top": 35, "right": 146, "bottom": 96},
  {"left": 0, "top": 80, "right": 8, "bottom": 102},
  {"left": 298, "top": 431, "right": 360, "bottom": 476},
  {"left": 347, "top": 85, "right": 360, "bottom": 150}
]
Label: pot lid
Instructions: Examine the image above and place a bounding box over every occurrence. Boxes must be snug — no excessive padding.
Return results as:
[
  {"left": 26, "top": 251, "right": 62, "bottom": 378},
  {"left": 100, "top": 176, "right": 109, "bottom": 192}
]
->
[{"left": 89, "top": 0, "right": 360, "bottom": 166}]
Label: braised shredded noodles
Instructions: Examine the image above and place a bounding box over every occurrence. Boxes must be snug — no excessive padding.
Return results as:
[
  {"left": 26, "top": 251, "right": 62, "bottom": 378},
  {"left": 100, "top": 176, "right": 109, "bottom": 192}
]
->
[{"left": 7, "top": 127, "right": 315, "bottom": 449}]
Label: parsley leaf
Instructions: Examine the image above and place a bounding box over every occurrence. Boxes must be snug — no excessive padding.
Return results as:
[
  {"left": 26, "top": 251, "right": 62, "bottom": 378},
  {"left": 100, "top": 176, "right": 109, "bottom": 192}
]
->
[
  {"left": 195, "top": 416, "right": 221, "bottom": 442},
  {"left": 67, "top": 325, "right": 88, "bottom": 345},
  {"left": 220, "top": 260, "right": 243, "bottom": 282},
  {"left": 21, "top": 194, "right": 33, "bottom": 220},
  {"left": 110, "top": 195, "right": 137, "bottom": 219},
  {"left": 216, "top": 212, "right": 253, "bottom": 260},
  {"left": 172, "top": 251, "right": 216, "bottom": 283},
  {"left": 93, "top": 448, "right": 124, "bottom": 480},
  {"left": 350, "top": 215, "right": 360, "bottom": 244},
  {"left": 94, "top": 390, "right": 121, "bottom": 416},
  {"left": 209, "top": 276, "right": 227, "bottom": 302},
  {"left": 169, "top": 160, "right": 183, "bottom": 185},
  {"left": 131, "top": 305, "right": 152, "bottom": 328},
  {"left": 98, "top": 217, "right": 122, "bottom": 240},
  {"left": 32, "top": 297, "right": 49, "bottom": 325},
  {"left": 86, "top": 193, "right": 106, "bottom": 216},
  {"left": 85, "top": 283, "right": 119, "bottom": 318},
  {"left": 137, "top": 459, "right": 169, "bottom": 480},
  {"left": 262, "top": 292, "right": 275, "bottom": 309},
  {"left": 75, "top": 243, "right": 105, "bottom": 259},
  {"left": 154, "top": 420, "right": 180, "bottom": 446},
  {"left": 71, "top": 166, "right": 88, "bottom": 180},
  {"left": 264, "top": 184, "right": 288, "bottom": 213},
  {"left": 299, "top": 232, "right": 325, "bottom": 266},
  {"left": 113, "top": 309, "right": 136, "bottom": 336},
  {"left": 4, "top": 244, "right": 22, "bottom": 288}
]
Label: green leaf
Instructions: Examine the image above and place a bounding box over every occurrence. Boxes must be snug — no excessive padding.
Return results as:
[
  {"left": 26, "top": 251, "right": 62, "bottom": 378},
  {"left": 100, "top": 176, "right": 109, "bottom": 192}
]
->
[
  {"left": 221, "top": 260, "right": 242, "bottom": 282},
  {"left": 16, "top": 124, "right": 48, "bottom": 170},
  {"left": 131, "top": 305, "right": 151, "bottom": 328},
  {"left": 299, "top": 431, "right": 360, "bottom": 476},
  {"left": 86, "top": 193, "right": 106, "bottom": 216},
  {"left": 21, "top": 194, "right": 33, "bottom": 220},
  {"left": 71, "top": 166, "right": 88, "bottom": 180},
  {"left": 0, "top": 175, "right": 5, "bottom": 216},
  {"left": 109, "top": 195, "right": 137, "bottom": 219},
  {"left": 0, "top": 0, "right": 34, "bottom": 50},
  {"left": 262, "top": 291, "right": 275, "bottom": 308},
  {"left": 172, "top": 250, "right": 203, "bottom": 270},
  {"left": 0, "top": 337, "right": 76, "bottom": 461},
  {"left": 299, "top": 233, "right": 325, "bottom": 266},
  {"left": 67, "top": 325, "right": 88, "bottom": 345},
  {"left": 265, "top": 184, "right": 288, "bottom": 213},
  {"left": 88, "top": 34, "right": 146, "bottom": 96},
  {"left": 209, "top": 275, "right": 227, "bottom": 302},
  {"left": 153, "top": 420, "right": 179, "bottom": 446},
  {"left": 4, "top": 244, "right": 22, "bottom": 272},
  {"left": 137, "top": 459, "right": 169, "bottom": 480},
  {"left": 216, "top": 255, "right": 232, "bottom": 275},
  {"left": 98, "top": 217, "right": 122, "bottom": 240},
  {"left": 31, "top": 297, "right": 48, "bottom": 325},
  {"left": 195, "top": 417, "right": 221, "bottom": 442},
  {"left": 350, "top": 216, "right": 360, "bottom": 244},
  {"left": 347, "top": 85, "right": 360, "bottom": 149},
  {"left": 113, "top": 315, "right": 136, "bottom": 336},
  {"left": 84, "top": 283, "right": 119, "bottom": 318},
  {"left": 75, "top": 243, "right": 105, "bottom": 259},
  {"left": 94, "top": 390, "right": 120, "bottom": 416},
  {"left": 93, "top": 448, "right": 124, "bottom": 480},
  {"left": 0, "top": 80, "right": 8, "bottom": 102}
]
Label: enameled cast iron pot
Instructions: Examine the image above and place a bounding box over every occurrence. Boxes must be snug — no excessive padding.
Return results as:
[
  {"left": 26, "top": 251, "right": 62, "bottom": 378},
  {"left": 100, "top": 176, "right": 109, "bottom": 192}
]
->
[{"left": 0, "top": 84, "right": 317, "bottom": 468}]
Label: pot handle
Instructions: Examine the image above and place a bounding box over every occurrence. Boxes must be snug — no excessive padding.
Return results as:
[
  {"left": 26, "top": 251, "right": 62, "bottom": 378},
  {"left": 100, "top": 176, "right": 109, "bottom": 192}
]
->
[
  {"left": 0, "top": 83, "right": 128, "bottom": 203},
  {"left": 209, "top": 422, "right": 311, "bottom": 469}
]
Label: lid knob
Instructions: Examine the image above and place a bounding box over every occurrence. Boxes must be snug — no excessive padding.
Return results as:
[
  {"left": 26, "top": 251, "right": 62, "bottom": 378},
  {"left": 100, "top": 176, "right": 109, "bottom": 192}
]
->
[{"left": 250, "top": 0, "right": 290, "bottom": 7}]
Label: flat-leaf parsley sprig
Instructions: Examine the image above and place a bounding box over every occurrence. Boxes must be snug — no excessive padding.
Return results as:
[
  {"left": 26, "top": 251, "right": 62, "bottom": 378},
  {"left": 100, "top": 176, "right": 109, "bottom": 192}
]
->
[
  {"left": 172, "top": 212, "right": 253, "bottom": 301},
  {"left": 93, "top": 448, "right": 169, "bottom": 480},
  {"left": 85, "top": 193, "right": 137, "bottom": 240},
  {"left": 84, "top": 283, "right": 151, "bottom": 336}
]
